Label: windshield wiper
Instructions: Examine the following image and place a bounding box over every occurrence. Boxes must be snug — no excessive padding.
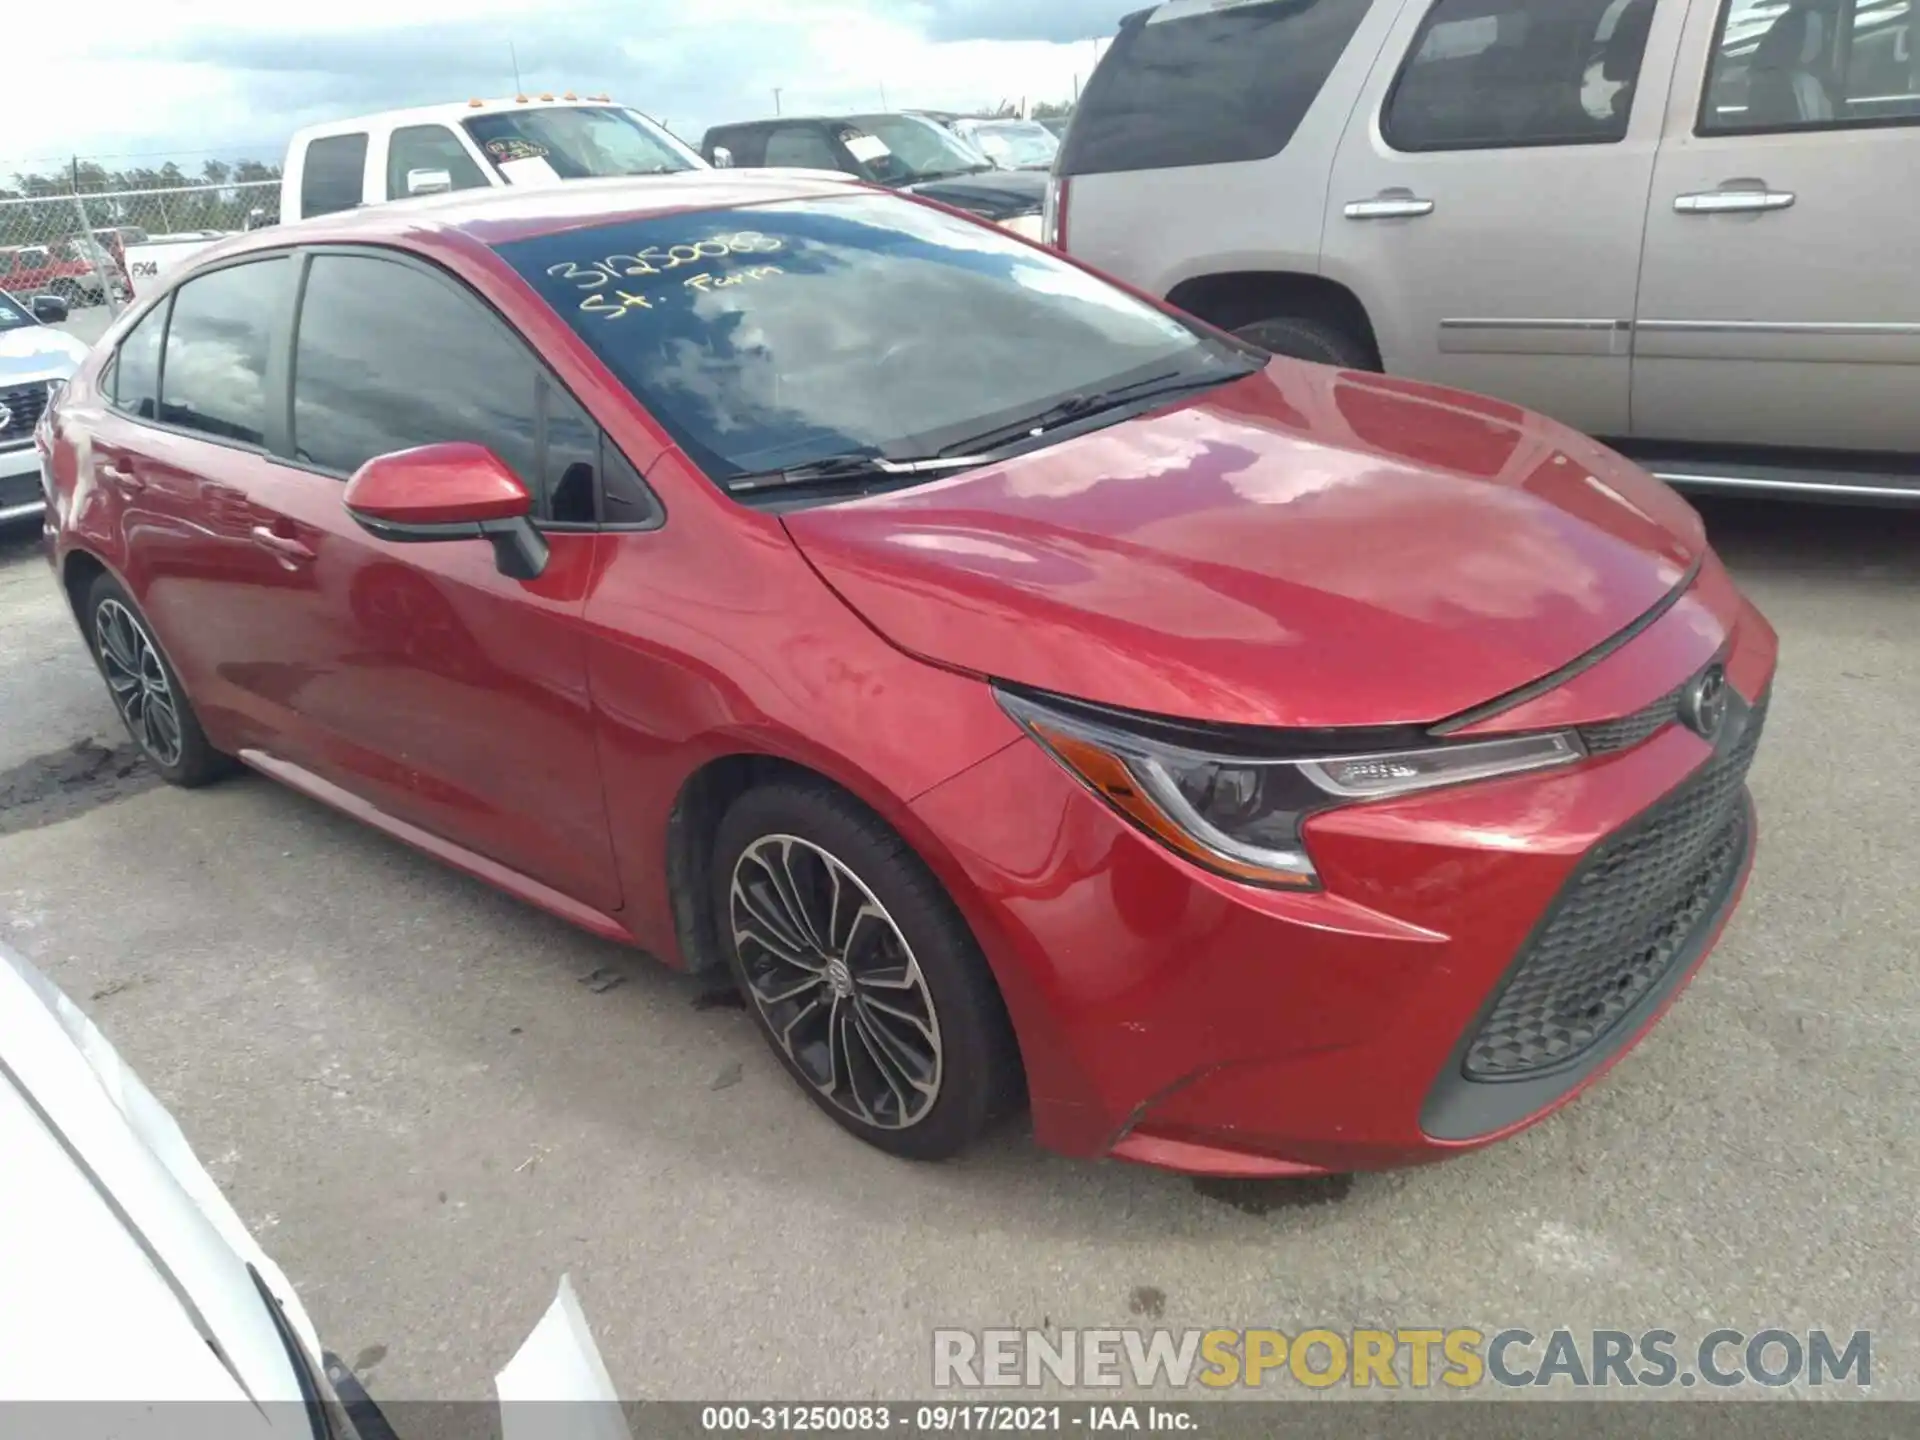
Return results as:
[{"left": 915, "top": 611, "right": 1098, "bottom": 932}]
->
[
  {"left": 934, "top": 366, "right": 1260, "bottom": 458},
  {"left": 727, "top": 451, "right": 995, "bottom": 496}
]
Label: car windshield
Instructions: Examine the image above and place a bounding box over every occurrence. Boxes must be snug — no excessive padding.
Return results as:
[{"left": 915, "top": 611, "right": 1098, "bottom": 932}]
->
[
  {"left": 841, "top": 115, "right": 992, "bottom": 182},
  {"left": 0, "top": 290, "right": 35, "bottom": 331},
  {"left": 966, "top": 121, "right": 1060, "bottom": 169},
  {"left": 497, "top": 193, "right": 1248, "bottom": 488},
  {"left": 462, "top": 106, "right": 702, "bottom": 181}
]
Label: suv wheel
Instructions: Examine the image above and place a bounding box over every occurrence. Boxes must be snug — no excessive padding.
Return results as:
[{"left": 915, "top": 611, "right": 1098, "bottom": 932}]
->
[
  {"left": 1233, "top": 315, "right": 1376, "bottom": 370},
  {"left": 713, "top": 780, "right": 1021, "bottom": 1161}
]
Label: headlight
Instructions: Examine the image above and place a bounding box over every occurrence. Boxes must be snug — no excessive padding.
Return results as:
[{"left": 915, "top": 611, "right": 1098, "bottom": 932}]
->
[{"left": 997, "top": 689, "right": 1585, "bottom": 889}]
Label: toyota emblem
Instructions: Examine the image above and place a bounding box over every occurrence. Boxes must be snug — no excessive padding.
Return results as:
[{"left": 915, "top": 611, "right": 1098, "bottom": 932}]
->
[
  {"left": 1680, "top": 665, "right": 1730, "bottom": 740},
  {"left": 0, "top": 403, "right": 12, "bottom": 432}
]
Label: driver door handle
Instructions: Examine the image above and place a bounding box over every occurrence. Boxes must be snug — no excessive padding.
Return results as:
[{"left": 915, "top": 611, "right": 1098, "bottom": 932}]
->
[
  {"left": 1345, "top": 191, "right": 1435, "bottom": 220},
  {"left": 251, "top": 525, "right": 315, "bottom": 562},
  {"left": 98, "top": 458, "right": 145, "bottom": 492},
  {"left": 1674, "top": 187, "right": 1795, "bottom": 215}
]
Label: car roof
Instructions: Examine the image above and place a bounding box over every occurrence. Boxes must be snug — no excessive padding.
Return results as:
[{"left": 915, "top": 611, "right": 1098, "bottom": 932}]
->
[
  {"left": 198, "top": 170, "right": 880, "bottom": 260},
  {"left": 290, "top": 95, "right": 627, "bottom": 140}
]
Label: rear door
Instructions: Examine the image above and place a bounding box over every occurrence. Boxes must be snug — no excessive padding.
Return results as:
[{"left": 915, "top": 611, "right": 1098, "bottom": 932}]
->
[
  {"left": 1631, "top": 0, "right": 1920, "bottom": 453},
  {"left": 1323, "top": 0, "right": 1681, "bottom": 436}
]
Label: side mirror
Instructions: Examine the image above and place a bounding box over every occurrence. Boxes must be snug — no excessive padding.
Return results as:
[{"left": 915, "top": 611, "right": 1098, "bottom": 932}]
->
[
  {"left": 31, "top": 294, "right": 69, "bottom": 323},
  {"left": 407, "top": 167, "right": 455, "bottom": 196},
  {"left": 343, "top": 443, "right": 549, "bottom": 580},
  {"left": 710, "top": 146, "right": 735, "bottom": 169}
]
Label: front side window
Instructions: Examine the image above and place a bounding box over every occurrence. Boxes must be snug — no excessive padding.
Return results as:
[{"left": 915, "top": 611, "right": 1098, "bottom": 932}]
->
[
  {"left": 462, "top": 106, "right": 701, "bottom": 181},
  {"left": 291, "top": 254, "right": 538, "bottom": 487},
  {"left": 763, "top": 126, "right": 845, "bottom": 171},
  {"left": 1703, "top": 0, "right": 1919, "bottom": 132},
  {"left": 1061, "top": 0, "right": 1373, "bottom": 176},
  {"left": 113, "top": 304, "right": 166, "bottom": 418},
  {"left": 1385, "top": 0, "right": 1656, "bottom": 151},
  {"left": 159, "top": 259, "right": 288, "bottom": 446},
  {"left": 301, "top": 133, "right": 369, "bottom": 218},
  {"left": 496, "top": 193, "right": 1246, "bottom": 488},
  {"left": 387, "top": 125, "right": 490, "bottom": 199}
]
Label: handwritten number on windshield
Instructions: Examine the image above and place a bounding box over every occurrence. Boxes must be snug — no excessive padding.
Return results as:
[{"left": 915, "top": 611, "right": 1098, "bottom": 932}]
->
[{"left": 547, "top": 234, "right": 783, "bottom": 291}]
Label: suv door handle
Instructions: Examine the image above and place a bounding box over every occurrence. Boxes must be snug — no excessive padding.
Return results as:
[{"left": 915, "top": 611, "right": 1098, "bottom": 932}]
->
[
  {"left": 250, "top": 525, "right": 315, "bottom": 563},
  {"left": 1674, "top": 187, "right": 1795, "bottom": 214},
  {"left": 1345, "top": 192, "right": 1435, "bottom": 220}
]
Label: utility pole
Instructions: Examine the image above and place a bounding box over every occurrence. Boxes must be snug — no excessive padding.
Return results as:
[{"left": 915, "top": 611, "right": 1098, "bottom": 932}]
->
[
  {"left": 880, "top": 81, "right": 890, "bottom": 111},
  {"left": 773, "top": 87, "right": 784, "bottom": 115},
  {"left": 509, "top": 40, "right": 523, "bottom": 95}
]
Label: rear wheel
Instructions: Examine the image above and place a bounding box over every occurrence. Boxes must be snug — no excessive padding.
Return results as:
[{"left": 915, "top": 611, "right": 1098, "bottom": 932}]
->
[
  {"left": 1233, "top": 314, "right": 1376, "bottom": 370},
  {"left": 713, "top": 780, "right": 1021, "bottom": 1160},
  {"left": 85, "top": 573, "right": 232, "bottom": 787}
]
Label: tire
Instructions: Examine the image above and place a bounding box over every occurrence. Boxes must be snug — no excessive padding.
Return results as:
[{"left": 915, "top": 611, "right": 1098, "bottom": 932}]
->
[
  {"left": 1233, "top": 314, "right": 1376, "bottom": 370},
  {"left": 712, "top": 780, "right": 1021, "bottom": 1161},
  {"left": 84, "top": 572, "right": 233, "bottom": 787}
]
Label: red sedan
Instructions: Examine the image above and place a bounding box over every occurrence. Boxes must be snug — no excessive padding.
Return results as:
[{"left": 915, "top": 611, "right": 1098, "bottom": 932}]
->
[{"left": 38, "top": 175, "right": 1775, "bottom": 1176}]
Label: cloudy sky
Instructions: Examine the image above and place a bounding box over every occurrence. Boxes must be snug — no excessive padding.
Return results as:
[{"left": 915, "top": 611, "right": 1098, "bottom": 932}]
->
[{"left": 8, "top": 0, "right": 1134, "bottom": 178}]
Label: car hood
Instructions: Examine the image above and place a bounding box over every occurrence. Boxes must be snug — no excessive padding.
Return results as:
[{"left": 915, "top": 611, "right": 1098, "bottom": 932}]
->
[
  {"left": 0, "top": 324, "right": 88, "bottom": 385},
  {"left": 782, "top": 363, "right": 1706, "bottom": 730},
  {"left": 901, "top": 169, "right": 1045, "bottom": 218}
]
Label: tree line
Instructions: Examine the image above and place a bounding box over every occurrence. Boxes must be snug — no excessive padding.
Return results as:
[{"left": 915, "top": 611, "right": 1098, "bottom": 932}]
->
[{"left": 1, "top": 157, "right": 284, "bottom": 248}]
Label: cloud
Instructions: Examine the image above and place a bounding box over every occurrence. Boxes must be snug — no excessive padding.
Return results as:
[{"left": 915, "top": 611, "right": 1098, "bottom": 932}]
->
[{"left": 4, "top": 0, "right": 1127, "bottom": 175}]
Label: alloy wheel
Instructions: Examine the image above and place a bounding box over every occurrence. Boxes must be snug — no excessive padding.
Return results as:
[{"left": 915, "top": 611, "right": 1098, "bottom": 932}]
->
[
  {"left": 729, "top": 834, "right": 944, "bottom": 1129},
  {"left": 94, "top": 598, "right": 184, "bottom": 769}
]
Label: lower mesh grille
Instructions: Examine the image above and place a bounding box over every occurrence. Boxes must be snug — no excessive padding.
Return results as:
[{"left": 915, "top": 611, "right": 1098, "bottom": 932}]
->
[{"left": 1463, "top": 690, "right": 1768, "bottom": 1080}]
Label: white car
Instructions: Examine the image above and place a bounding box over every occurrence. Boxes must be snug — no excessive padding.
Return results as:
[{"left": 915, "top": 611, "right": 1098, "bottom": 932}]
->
[
  {"left": 0, "top": 288, "right": 86, "bottom": 528},
  {"left": 0, "top": 937, "right": 628, "bottom": 1431}
]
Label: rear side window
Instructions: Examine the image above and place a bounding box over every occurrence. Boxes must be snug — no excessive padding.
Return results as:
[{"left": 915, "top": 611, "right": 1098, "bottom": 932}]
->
[
  {"left": 1061, "top": 0, "right": 1373, "bottom": 176},
  {"left": 300, "top": 133, "right": 369, "bottom": 218},
  {"left": 159, "top": 259, "right": 288, "bottom": 447},
  {"left": 113, "top": 305, "right": 166, "bottom": 420},
  {"left": 1385, "top": 0, "right": 1656, "bottom": 151}
]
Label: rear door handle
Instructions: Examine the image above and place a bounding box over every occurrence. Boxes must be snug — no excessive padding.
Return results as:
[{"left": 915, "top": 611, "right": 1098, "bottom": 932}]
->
[
  {"left": 98, "top": 458, "right": 145, "bottom": 492},
  {"left": 1345, "top": 192, "right": 1435, "bottom": 220},
  {"left": 1674, "top": 187, "right": 1795, "bottom": 214},
  {"left": 250, "top": 525, "right": 315, "bottom": 563}
]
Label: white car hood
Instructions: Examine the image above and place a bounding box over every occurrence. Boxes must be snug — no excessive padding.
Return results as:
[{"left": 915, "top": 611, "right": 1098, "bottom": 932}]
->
[
  {"left": 0, "top": 324, "right": 88, "bottom": 386},
  {"left": 0, "top": 941, "right": 319, "bottom": 1418}
]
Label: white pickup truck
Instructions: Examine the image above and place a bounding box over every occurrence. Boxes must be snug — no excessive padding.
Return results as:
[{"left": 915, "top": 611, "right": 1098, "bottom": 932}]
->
[{"left": 124, "top": 97, "right": 706, "bottom": 299}]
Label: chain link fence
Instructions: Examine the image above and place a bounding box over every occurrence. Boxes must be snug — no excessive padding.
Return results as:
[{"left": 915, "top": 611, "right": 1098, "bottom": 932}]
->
[{"left": 0, "top": 175, "right": 279, "bottom": 319}]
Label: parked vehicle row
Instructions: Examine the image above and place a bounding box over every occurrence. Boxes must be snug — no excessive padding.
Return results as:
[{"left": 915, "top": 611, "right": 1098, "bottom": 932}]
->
[
  {"left": 700, "top": 112, "right": 1047, "bottom": 234},
  {"left": 1052, "top": 0, "right": 1920, "bottom": 504},
  {"left": 40, "top": 171, "right": 1774, "bottom": 1178}
]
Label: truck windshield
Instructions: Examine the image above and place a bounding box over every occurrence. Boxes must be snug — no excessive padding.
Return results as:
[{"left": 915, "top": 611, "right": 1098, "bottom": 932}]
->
[{"left": 463, "top": 106, "right": 703, "bottom": 181}]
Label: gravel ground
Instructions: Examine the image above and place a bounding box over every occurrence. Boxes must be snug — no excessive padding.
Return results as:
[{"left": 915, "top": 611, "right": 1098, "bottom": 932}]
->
[{"left": 1, "top": 495, "right": 1916, "bottom": 1404}]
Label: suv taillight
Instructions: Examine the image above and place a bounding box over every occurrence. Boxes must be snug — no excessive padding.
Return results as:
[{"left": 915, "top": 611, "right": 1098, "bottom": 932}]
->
[{"left": 1043, "top": 175, "right": 1069, "bottom": 252}]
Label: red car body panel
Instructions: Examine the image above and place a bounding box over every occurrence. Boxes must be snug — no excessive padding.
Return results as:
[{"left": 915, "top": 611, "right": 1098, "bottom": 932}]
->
[{"left": 41, "top": 177, "right": 1777, "bottom": 1174}]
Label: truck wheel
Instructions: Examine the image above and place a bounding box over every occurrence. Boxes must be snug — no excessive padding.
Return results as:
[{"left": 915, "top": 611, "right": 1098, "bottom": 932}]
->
[{"left": 1233, "top": 315, "right": 1376, "bottom": 370}]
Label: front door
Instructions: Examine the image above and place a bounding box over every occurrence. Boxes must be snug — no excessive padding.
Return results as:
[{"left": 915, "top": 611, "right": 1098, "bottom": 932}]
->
[
  {"left": 1323, "top": 0, "right": 1680, "bottom": 437},
  {"left": 230, "top": 248, "right": 620, "bottom": 912},
  {"left": 1631, "top": 0, "right": 1920, "bottom": 452}
]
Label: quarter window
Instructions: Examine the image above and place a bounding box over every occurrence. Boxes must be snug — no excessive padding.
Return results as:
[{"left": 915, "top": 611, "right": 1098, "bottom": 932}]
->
[
  {"left": 1385, "top": 0, "right": 1657, "bottom": 151},
  {"left": 158, "top": 259, "right": 288, "bottom": 447},
  {"left": 112, "top": 304, "right": 166, "bottom": 420},
  {"left": 1702, "top": 0, "right": 1919, "bottom": 133},
  {"left": 300, "top": 133, "right": 369, "bottom": 218},
  {"left": 1060, "top": 0, "right": 1373, "bottom": 176}
]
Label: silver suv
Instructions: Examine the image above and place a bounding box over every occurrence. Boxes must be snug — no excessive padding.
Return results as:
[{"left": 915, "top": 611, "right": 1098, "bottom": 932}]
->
[{"left": 1051, "top": 0, "right": 1920, "bottom": 503}]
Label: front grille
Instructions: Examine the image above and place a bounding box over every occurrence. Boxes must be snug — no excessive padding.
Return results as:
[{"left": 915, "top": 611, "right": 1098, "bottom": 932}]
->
[
  {"left": 1578, "top": 683, "right": 1684, "bottom": 755},
  {"left": 1464, "top": 689, "right": 1768, "bottom": 1080},
  {"left": 0, "top": 383, "right": 49, "bottom": 443}
]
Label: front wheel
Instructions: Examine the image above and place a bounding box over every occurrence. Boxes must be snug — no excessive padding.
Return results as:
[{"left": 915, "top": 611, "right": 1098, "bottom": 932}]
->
[
  {"left": 713, "top": 781, "right": 1021, "bottom": 1160},
  {"left": 86, "top": 573, "right": 232, "bottom": 787}
]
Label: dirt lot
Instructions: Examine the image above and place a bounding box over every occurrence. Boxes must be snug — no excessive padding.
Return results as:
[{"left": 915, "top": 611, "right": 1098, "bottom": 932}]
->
[{"left": 2, "top": 496, "right": 1917, "bottom": 1401}]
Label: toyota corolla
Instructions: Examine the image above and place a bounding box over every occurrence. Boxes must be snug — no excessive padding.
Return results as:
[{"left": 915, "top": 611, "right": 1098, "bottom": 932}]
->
[{"left": 39, "top": 174, "right": 1775, "bottom": 1176}]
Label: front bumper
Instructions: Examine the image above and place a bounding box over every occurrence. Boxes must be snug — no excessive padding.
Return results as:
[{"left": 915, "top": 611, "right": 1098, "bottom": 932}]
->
[
  {"left": 910, "top": 553, "right": 1778, "bottom": 1175},
  {"left": 0, "top": 444, "right": 46, "bottom": 524}
]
